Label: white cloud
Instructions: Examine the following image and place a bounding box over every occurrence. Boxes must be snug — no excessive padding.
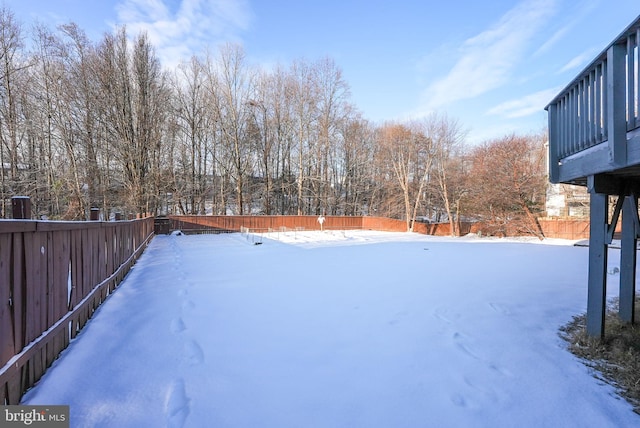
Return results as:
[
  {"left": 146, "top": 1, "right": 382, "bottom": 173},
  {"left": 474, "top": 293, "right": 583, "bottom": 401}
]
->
[
  {"left": 533, "top": 0, "right": 599, "bottom": 57},
  {"left": 557, "top": 48, "right": 600, "bottom": 74},
  {"left": 534, "top": 25, "right": 570, "bottom": 57},
  {"left": 486, "top": 87, "right": 561, "bottom": 119},
  {"left": 416, "top": 0, "right": 557, "bottom": 113},
  {"left": 116, "top": 0, "right": 170, "bottom": 22},
  {"left": 114, "top": 0, "right": 252, "bottom": 67}
]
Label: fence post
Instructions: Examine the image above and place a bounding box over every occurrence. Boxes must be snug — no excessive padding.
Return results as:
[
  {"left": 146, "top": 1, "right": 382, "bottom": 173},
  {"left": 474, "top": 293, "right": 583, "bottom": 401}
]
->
[
  {"left": 90, "top": 208, "right": 100, "bottom": 221},
  {"left": 11, "top": 196, "right": 31, "bottom": 219}
]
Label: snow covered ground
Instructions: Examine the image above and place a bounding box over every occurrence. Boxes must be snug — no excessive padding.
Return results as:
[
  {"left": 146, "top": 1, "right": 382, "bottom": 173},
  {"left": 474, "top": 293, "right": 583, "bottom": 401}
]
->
[{"left": 23, "top": 230, "right": 640, "bottom": 427}]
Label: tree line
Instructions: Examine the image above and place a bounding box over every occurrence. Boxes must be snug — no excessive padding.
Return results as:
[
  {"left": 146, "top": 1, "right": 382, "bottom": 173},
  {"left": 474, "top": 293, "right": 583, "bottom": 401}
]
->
[{"left": 0, "top": 8, "right": 547, "bottom": 236}]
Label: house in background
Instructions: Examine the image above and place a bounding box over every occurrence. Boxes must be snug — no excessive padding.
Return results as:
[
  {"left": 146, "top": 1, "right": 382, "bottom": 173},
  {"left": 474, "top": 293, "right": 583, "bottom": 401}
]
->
[{"left": 545, "top": 183, "right": 589, "bottom": 218}]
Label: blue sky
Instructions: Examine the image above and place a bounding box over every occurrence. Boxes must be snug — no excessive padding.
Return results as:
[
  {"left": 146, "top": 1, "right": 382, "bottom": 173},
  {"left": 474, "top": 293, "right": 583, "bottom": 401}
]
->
[{"left": 5, "top": 0, "right": 640, "bottom": 144}]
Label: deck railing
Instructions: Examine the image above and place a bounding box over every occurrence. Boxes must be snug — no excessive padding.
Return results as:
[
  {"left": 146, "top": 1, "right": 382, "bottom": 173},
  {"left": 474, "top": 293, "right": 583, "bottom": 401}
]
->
[
  {"left": 0, "top": 217, "right": 154, "bottom": 404},
  {"left": 547, "top": 16, "right": 640, "bottom": 182}
]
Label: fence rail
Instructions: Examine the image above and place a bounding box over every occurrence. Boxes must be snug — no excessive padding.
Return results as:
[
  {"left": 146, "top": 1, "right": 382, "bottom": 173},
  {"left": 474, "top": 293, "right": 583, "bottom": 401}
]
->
[{"left": 0, "top": 217, "right": 154, "bottom": 404}]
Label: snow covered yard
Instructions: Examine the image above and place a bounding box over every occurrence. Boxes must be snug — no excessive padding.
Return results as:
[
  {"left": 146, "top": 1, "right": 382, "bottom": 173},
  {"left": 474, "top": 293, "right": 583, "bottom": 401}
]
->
[{"left": 22, "top": 231, "right": 640, "bottom": 427}]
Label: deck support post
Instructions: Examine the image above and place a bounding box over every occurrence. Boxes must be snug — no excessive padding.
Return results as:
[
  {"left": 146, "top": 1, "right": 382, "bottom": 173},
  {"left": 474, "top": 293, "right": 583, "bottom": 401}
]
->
[
  {"left": 620, "top": 194, "right": 638, "bottom": 323},
  {"left": 586, "top": 184, "right": 609, "bottom": 337}
]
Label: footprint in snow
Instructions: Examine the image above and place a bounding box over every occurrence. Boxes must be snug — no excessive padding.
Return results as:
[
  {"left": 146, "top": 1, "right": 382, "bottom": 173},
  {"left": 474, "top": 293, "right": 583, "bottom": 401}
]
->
[
  {"left": 388, "top": 310, "right": 409, "bottom": 326},
  {"left": 488, "top": 302, "right": 511, "bottom": 316},
  {"left": 165, "top": 379, "right": 190, "bottom": 428},
  {"left": 453, "top": 333, "right": 513, "bottom": 378},
  {"left": 450, "top": 393, "right": 473, "bottom": 408},
  {"left": 453, "top": 332, "right": 482, "bottom": 361},
  {"left": 184, "top": 340, "right": 204, "bottom": 366},
  {"left": 463, "top": 375, "right": 499, "bottom": 403},
  {"left": 488, "top": 362, "right": 513, "bottom": 378},
  {"left": 170, "top": 318, "right": 186, "bottom": 334},
  {"left": 433, "top": 307, "right": 458, "bottom": 324}
]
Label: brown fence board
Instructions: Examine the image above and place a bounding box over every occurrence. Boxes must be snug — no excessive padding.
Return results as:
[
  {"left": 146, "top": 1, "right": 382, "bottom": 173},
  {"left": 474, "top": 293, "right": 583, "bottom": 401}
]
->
[
  {"left": 25, "top": 232, "right": 45, "bottom": 346},
  {"left": 0, "top": 234, "right": 14, "bottom": 366},
  {"left": 362, "top": 216, "right": 408, "bottom": 232},
  {"left": 50, "top": 231, "right": 70, "bottom": 324},
  {"left": 11, "top": 233, "right": 25, "bottom": 353},
  {"left": 3, "top": 369, "right": 20, "bottom": 404},
  {"left": 81, "top": 228, "right": 91, "bottom": 303},
  {"left": 23, "top": 233, "right": 36, "bottom": 345},
  {"left": 69, "top": 230, "right": 81, "bottom": 339},
  {"left": 31, "top": 349, "right": 44, "bottom": 386},
  {"left": 70, "top": 229, "right": 82, "bottom": 310}
]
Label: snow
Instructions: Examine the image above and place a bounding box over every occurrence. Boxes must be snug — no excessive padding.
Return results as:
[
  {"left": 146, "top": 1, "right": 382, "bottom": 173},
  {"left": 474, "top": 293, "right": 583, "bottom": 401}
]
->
[{"left": 22, "top": 230, "right": 640, "bottom": 427}]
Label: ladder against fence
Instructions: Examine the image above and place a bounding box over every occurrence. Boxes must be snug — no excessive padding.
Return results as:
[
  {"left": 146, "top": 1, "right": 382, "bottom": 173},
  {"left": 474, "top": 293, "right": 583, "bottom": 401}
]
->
[{"left": 546, "top": 15, "right": 640, "bottom": 337}]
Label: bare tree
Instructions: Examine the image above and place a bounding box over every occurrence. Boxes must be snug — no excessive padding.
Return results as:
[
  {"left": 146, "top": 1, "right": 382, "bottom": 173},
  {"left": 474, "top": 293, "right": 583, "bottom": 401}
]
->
[
  {"left": 211, "top": 44, "right": 254, "bottom": 215},
  {"left": 289, "top": 59, "right": 319, "bottom": 215},
  {"left": 376, "top": 122, "right": 434, "bottom": 231},
  {"left": 313, "top": 57, "right": 349, "bottom": 215},
  {"left": 337, "top": 112, "right": 375, "bottom": 215},
  {"left": 28, "top": 24, "right": 63, "bottom": 217},
  {"left": 0, "top": 7, "right": 26, "bottom": 217},
  {"left": 247, "top": 71, "right": 274, "bottom": 214},
  {"left": 172, "top": 56, "right": 213, "bottom": 214},
  {"left": 265, "top": 65, "right": 297, "bottom": 214},
  {"left": 467, "top": 134, "right": 547, "bottom": 237},
  {"left": 430, "top": 114, "right": 468, "bottom": 235},
  {"left": 97, "top": 27, "right": 168, "bottom": 215}
]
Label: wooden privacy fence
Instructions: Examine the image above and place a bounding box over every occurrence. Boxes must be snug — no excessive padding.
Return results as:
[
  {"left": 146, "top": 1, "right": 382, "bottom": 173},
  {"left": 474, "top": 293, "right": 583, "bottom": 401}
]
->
[
  {"left": 169, "top": 215, "right": 594, "bottom": 240},
  {"left": 170, "top": 215, "right": 365, "bottom": 233},
  {"left": 169, "top": 215, "right": 416, "bottom": 234},
  {"left": 0, "top": 217, "right": 154, "bottom": 404}
]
